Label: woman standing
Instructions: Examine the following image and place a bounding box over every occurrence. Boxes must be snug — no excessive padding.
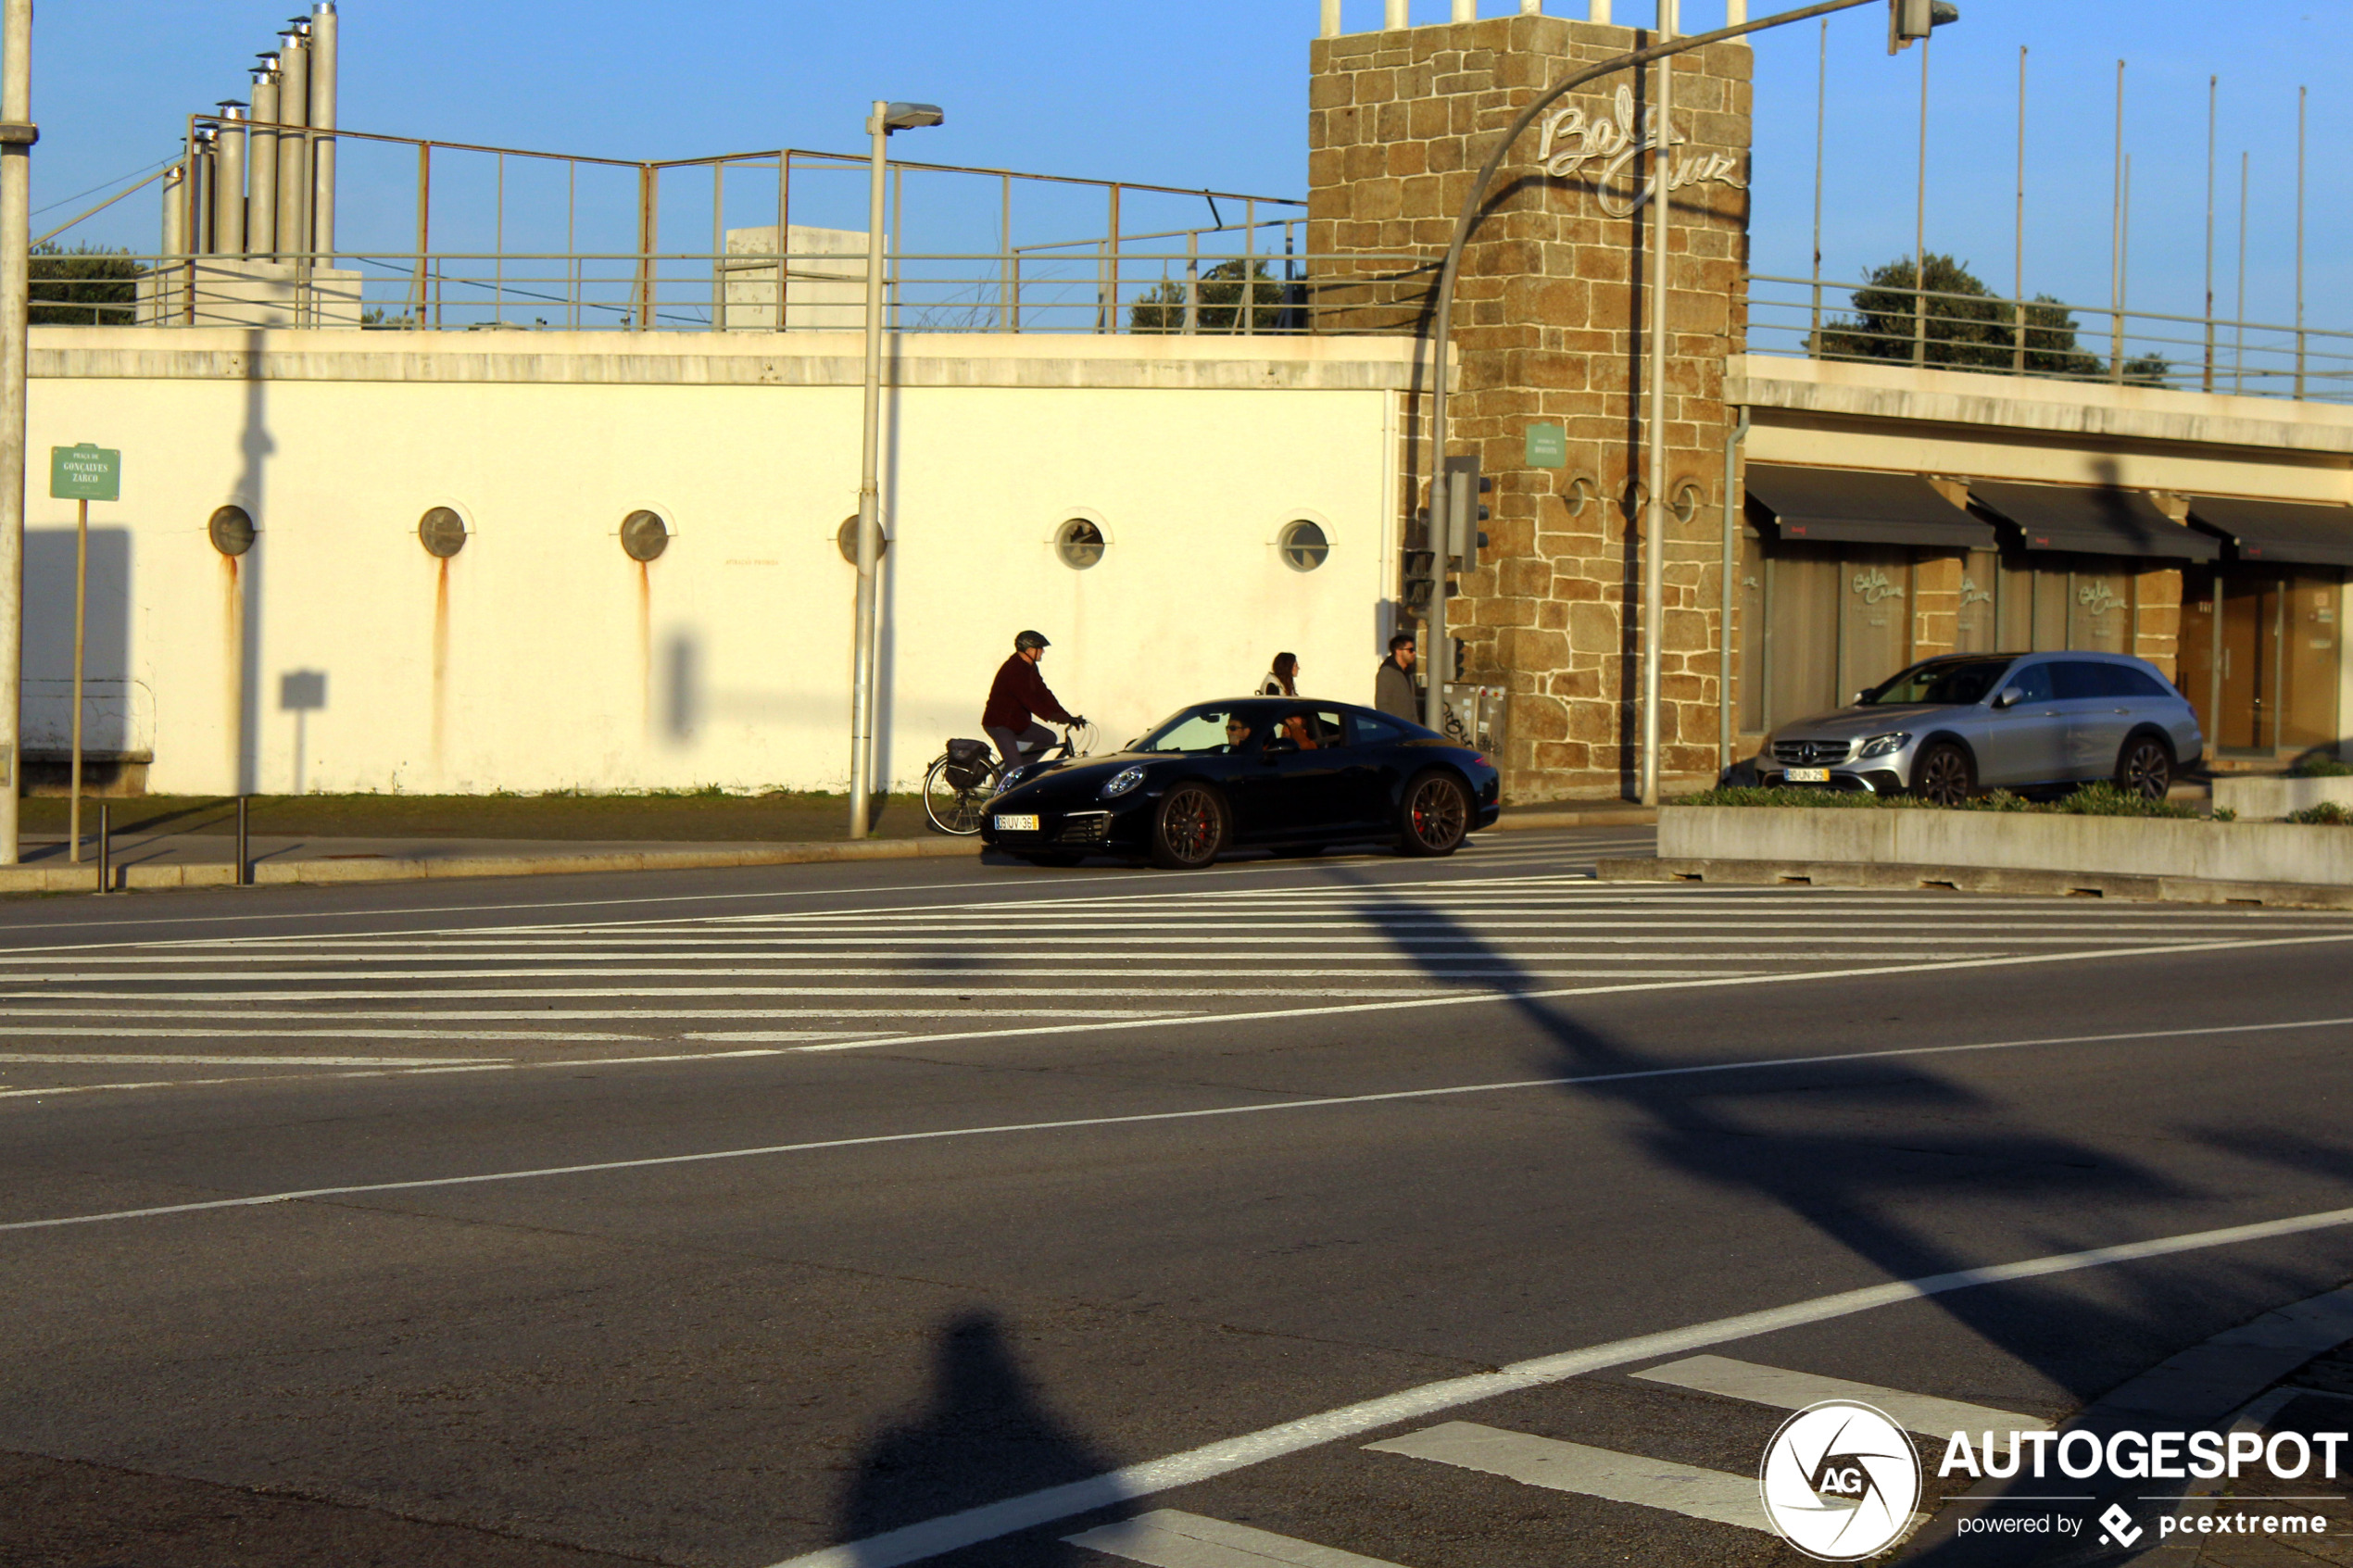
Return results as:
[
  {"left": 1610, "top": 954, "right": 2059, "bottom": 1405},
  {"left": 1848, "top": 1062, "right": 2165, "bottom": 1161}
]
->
[{"left": 1257, "top": 652, "right": 1300, "bottom": 697}]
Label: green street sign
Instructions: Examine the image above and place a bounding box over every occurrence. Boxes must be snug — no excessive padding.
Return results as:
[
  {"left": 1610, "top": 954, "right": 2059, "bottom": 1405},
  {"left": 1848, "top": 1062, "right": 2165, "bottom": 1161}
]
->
[
  {"left": 49, "top": 443, "right": 120, "bottom": 502},
  {"left": 1524, "top": 422, "right": 1567, "bottom": 470}
]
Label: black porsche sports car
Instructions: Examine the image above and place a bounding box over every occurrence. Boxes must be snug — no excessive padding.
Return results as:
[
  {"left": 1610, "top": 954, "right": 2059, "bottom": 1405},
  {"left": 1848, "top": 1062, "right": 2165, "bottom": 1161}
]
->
[{"left": 978, "top": 696, "right": 1503, "bottom": 870}]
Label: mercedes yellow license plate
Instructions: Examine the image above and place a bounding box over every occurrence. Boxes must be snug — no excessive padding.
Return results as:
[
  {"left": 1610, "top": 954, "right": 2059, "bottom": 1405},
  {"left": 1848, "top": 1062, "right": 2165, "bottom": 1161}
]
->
[
  {"left": 993, "top": 813, "right": 1040, "bottom": 832},
  {"left": 1784, "top": 767, "right": 1831, "bottom": 784}
]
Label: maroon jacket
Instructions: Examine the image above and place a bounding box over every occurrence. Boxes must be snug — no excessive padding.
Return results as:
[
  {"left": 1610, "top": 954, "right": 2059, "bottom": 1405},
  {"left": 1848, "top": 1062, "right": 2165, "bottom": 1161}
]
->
[{"left": 983, "top": 653, "right": 1074, "bottom": 731}]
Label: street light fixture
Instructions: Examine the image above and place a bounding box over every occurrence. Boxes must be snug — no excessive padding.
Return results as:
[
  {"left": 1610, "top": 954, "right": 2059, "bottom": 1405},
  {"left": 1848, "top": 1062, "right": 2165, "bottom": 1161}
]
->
[{"left": 848, "top": 99, "right": 943, "bottom": 840}]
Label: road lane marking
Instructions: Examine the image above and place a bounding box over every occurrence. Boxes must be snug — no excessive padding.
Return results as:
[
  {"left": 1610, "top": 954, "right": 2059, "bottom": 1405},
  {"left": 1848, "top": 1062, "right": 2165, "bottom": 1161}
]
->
[
  {"left": 761, "top": 1199, "right": 2353, "bottom": 1568},
  {"left": 778, "top": 931, "right": 2353, "bottom": 1055},
  {"left": 6, "top": 1013, "right": 2350, "bottom": 1232},
  {"left": 1064, "top": 1509, "right": 1408, "bottom": 1568},
  {"left": 0, "top": 1025, "right": 884, "bottom": 1043},
  {"left": 0, "top": 862, "right": 1633, "bottom": 947},
  {"left": 0, "top": 1007, "right": 1189, "bottom": 1022},
  {"left": 1629, "top": 1355, "right": 2050, "bottom": 1436},
  {"left": 0, "top": 1052, "right": 508, "bottom": 1066},
  {"left": 1364, "top": 1422, "right": 1765, "bottom": 1532}
]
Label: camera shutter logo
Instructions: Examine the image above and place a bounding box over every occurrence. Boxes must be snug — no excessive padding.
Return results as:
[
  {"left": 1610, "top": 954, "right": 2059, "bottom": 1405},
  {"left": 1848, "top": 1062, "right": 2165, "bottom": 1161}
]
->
[{"left": 1757, "top": 1400, "right": 1922, "bottom": 1561}]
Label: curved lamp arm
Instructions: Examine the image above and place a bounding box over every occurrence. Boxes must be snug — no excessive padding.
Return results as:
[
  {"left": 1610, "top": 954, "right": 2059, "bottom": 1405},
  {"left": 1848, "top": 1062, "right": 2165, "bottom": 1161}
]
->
[{"left": 1416, "top": 0, "right": 1874, "bottom": 730}]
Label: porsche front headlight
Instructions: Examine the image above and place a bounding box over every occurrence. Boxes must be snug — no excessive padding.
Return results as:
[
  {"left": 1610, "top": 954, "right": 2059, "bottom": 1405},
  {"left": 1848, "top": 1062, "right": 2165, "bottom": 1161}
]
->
[{"left": 1101, "top": 765, "right": 1146, "bottom": 799}]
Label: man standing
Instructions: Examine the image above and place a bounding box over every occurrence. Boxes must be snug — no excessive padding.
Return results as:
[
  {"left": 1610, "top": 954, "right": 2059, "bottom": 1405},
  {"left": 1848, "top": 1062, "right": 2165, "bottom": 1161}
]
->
[
  {"left": 1374, "top": 633, "right": 1419, "bottom": 721},
  {"left": 984, "top": 630, "right": 1082, "bottom": 770}
]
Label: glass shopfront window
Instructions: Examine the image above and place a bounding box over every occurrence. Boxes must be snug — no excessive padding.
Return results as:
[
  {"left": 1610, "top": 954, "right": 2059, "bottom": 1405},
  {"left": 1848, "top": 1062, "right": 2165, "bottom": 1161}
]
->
[
  {"left": 2179, "top": 566, "right": 2342, "bottom": 755},
  {"left": 1838, "top": 547, "right": 1914, "bottom": 704},
  {"left": 1955, "top": 549, "right": 1998, "bottom": 652}
]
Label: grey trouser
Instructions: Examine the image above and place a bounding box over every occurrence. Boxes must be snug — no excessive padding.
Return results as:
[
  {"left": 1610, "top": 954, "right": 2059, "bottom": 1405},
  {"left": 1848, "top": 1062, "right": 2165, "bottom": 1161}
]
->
[{"left": 987, "top": 722, "right": 1053, "bottom": 770}]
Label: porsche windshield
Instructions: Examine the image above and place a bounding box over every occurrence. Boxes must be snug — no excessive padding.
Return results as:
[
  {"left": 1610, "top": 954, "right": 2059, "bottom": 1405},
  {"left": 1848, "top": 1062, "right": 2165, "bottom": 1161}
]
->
[{"left": 1138, "top": 705, "right": 1267, "bottom": 753}]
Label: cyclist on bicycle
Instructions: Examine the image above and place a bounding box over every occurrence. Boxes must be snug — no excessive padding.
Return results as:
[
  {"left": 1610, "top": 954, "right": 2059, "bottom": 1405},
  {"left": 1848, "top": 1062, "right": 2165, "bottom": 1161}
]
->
[{"left": 984, "top": 630, "right": 1085, "bottom": 771}]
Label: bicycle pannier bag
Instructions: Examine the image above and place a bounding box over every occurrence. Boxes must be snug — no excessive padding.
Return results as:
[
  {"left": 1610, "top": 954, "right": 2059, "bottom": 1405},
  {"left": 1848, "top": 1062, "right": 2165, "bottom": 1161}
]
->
[{"left": 943, "top": 737, "right": 991, "bottom": 789}]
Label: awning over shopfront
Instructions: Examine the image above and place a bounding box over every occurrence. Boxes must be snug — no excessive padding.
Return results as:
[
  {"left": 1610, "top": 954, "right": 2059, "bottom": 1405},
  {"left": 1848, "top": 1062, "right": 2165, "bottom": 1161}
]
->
[
  {"left": 1969, "top": 481, "right": 2221, "bottom": 560},
  {"left": 1745, "top": 464, "right": 1994, "bottom": 549},
  {"left": 2186, "top": 495, "right": 2353, "bottom": 568}
]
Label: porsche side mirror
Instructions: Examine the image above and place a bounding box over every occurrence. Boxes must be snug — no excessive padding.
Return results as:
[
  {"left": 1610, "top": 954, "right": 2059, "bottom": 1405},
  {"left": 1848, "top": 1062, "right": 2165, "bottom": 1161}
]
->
[{"left": 1994, "top": 686, "right": 2025, "bottom": 709}]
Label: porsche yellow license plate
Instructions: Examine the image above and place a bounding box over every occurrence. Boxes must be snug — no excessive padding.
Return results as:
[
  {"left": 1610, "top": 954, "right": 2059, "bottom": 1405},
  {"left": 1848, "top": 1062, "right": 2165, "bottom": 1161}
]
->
[
  {"left": 1783, "top": 767, "right": 1831, "bottom": 784},
  {"left": 993, "top": 813, "right": 1040, "bottom": 832}
]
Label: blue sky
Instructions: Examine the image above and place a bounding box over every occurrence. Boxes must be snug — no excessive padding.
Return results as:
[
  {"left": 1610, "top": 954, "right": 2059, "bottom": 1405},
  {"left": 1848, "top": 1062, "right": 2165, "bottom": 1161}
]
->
[{"left": 21, "top": 1, "right": 2350, "bottom": 334}]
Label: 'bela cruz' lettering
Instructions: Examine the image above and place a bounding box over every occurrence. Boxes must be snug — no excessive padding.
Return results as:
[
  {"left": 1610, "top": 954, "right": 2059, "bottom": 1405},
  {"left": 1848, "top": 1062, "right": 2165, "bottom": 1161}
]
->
[{"left": 1536, "top": 83, "right": 1745, "bottom": 217}]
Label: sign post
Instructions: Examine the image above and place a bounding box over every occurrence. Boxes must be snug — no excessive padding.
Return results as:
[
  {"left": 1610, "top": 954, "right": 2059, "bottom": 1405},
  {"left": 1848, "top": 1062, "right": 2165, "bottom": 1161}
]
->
[{"left": 49, "top": 444, "right": 119, "bottom": 868}]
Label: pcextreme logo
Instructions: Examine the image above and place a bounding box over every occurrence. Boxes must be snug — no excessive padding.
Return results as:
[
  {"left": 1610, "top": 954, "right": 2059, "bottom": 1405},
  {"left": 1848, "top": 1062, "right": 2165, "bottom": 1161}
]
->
[{"left": 1758, "top": 1401, "right": 1922, "bottom": 1562}]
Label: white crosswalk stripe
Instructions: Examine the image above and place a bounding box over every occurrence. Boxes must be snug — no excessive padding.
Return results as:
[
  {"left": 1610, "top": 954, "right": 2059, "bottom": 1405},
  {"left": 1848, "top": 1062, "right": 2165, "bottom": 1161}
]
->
[
  {"left": 1364, "top": 1420, "right": 1769, "bottom": 1532},
  {"left": 1066, "top": 1509, "right": 1409, "bottom": 1568},
  {"left": 0, "top": 859, "right": 2346, "bottom": 1072},
  {"left": 1631, "top": 1354, "right": 2051, "bottom": 1436}
]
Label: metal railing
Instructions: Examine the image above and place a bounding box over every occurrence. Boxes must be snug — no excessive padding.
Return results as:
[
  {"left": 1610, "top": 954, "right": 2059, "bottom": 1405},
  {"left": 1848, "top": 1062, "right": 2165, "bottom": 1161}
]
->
[
  {"left": 1748, "top": 270, "right": 2353, "bottom": 402},
  {"left": 69, "top": 247, "right": 1441, "bottom": 338}
]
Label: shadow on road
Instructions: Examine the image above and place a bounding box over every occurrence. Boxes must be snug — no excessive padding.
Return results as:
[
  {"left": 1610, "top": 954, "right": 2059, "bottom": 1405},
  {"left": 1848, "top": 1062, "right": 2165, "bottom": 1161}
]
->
[
  {"left": 833, "top": 1309, "right": 1130, "bottom": 1564},
  {"left": 1327, "top": 874, "right": 2335, "bottom": 1402}
]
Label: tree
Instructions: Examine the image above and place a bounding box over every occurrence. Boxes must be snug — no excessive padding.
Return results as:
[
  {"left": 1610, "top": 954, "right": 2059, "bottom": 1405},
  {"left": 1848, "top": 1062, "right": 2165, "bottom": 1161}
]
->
[
  {"left": 1817, "top": 254, "right": 2164, "bottom": 384},
  {"left": 1129, "top": 257, "right": 1290, "bottom": 333},
  {"left": 31, "top": 242, "right": 143, "bottom": 327}
]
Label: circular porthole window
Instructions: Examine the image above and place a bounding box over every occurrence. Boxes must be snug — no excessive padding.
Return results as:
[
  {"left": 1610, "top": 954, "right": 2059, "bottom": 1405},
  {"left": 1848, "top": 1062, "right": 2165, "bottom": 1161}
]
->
[
  {"left": 1277, "top": 519, "right": 1329, "bottom": 572},
  {"left": 208, "top": 504, "right": 255, "bottom": 558},
  {"left": 836, "top": 515, "right": 890, "bottom": 564},
  {"left": 621, "top": 509, "right": 670, "bottom": 562},
  {"left": 419, "top": 506, "right": 468, "bottom": 558},
  {"left": 1054, "top": 518, "right": 1105, "bottom": 570}
]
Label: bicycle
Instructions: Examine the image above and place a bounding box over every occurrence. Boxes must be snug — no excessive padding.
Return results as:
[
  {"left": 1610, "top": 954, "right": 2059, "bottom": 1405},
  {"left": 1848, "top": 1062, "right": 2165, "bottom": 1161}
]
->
[{"left": 922, "top": 721, "right": 1096, "bottom": 834}]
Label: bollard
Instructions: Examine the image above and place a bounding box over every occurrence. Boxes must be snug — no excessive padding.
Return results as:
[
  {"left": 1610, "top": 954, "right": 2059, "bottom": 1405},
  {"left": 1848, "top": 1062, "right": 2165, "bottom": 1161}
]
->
[
  {"left": 94, "top": 799, "right": 109, "bottom": 895},
  {"left": 236, "top": 794, "right": 249, "bottom": 886}
]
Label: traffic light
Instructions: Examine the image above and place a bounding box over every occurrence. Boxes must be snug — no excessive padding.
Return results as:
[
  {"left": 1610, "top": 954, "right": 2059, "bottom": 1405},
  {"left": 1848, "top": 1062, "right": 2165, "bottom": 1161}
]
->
[
  {"left": 1443, "top": 455, "right": 1491, "bottom": 571},
  {"left": 1402, "top": 549, "right": 1437, "bottom": 617},
  {"left": 1887, "top": 0, "right": 1958, "bottom": 53}
]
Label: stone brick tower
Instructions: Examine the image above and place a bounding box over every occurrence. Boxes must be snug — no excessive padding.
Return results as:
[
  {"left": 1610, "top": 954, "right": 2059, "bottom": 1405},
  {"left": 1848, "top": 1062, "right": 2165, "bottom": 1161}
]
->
[{"left": 1309, "top": 13, "right": 1754, "bottom": 800}]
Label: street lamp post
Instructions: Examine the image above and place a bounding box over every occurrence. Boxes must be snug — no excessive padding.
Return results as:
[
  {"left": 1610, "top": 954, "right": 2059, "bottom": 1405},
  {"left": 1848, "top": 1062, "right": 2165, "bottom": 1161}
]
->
[
  {"left": 0, "top": 0, "right": 29, "bottom": 864},
  {"left": 848, "top": 99, "right": 942, "bottom": 840},
  {"left": 1413, "top": 0, "right": 1897, "bottom": 787}
]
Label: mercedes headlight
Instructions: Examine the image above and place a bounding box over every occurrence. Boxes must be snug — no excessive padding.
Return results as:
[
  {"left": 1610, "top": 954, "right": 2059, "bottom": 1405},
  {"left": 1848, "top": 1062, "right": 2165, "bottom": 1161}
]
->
[
  {"left": 1857, "top": 732, "right": 1912, "bottom": 759},
  {"left": 1100, "top": 765, "right": 1145, "bottom": 799}
]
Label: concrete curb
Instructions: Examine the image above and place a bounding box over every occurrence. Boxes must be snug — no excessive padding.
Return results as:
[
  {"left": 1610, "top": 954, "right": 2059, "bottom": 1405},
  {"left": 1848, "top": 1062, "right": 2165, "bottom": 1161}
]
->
[
  {"left": 0, "top": 834, "right": 984, "bottom": 896},
  {"left": 1596, "top": 855, "right": 2353, "bottom": 910},
  {"left": 0, "top": 807, "right": 1655, "bottom": 898},
  {"left": 1489, "top": 807, "right": 1657, "bottom": 830}
]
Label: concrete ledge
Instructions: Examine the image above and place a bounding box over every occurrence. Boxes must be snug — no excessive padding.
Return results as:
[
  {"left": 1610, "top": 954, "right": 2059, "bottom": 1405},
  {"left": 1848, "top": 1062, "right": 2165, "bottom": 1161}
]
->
[
  {"left": 1597, "top": 856, "right": 2353, "bottom": 910},
  {"left": 0, "top": 834, "right": 984, "bottom": 896},
  {"left": 1660, "top": 805, "right": 2353, "bottom": 886},
  {"left": 30, "top": 326, "right": 1429, "bottom": 393},
  {"left": 2212, "top": 774, "right": 2353, "bottom": 821},
  {"left": 1488, "top": 807, "right": 1657, "bottom": 830}
]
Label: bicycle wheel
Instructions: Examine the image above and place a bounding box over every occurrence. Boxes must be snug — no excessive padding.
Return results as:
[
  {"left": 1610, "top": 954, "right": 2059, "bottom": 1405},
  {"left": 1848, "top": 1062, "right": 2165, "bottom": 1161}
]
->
[{"left": 923, "top": 755, "right": 997, "bottom": 835}]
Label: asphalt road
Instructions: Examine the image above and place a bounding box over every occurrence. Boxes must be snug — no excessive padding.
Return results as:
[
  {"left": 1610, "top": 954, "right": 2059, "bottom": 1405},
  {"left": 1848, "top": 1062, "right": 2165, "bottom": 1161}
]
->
[{"left": 3, "top": 825, "right": 2351, "bottom": 1568}]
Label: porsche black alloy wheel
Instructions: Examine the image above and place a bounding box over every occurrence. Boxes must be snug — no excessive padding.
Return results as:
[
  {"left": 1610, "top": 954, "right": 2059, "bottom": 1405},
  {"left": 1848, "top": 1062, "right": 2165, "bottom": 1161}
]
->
[
  {"left": 2116, "top": 734, "right": 2173, "bottom": 800},
  {"left": 1910, "top": 742, "right": 1975, "bottom": 807},
  {"left": 1150, "top": 784, "right": 1226, "bottom": 870},
  {"left": 1399, "top": 771, "right": 1469, "bottom": 857}
]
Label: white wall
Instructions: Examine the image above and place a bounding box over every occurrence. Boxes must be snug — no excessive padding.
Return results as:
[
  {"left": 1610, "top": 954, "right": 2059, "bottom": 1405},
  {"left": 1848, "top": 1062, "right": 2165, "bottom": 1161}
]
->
[{"left": 26, "top": 327, "right": 1417, "bottom": 796}]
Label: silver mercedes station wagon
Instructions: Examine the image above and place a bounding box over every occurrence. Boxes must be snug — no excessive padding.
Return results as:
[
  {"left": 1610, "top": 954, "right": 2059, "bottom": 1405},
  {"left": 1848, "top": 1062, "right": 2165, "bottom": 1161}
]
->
[{"left": 1755, "top": 652, "right": 2203, "bottom": 805}]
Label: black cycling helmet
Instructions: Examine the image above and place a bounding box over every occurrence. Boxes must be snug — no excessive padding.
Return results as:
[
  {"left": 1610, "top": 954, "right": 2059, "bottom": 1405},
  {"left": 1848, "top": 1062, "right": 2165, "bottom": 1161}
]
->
[{"left": 1014, "top": 630, "right": 1051, "bottom": 652}]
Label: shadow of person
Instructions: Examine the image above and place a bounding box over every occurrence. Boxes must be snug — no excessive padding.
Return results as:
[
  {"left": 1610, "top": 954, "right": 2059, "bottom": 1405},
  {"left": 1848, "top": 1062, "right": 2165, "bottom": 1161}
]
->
[{"left": 835, "top": 1310, "right": 1131, "bottom": 1564}]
